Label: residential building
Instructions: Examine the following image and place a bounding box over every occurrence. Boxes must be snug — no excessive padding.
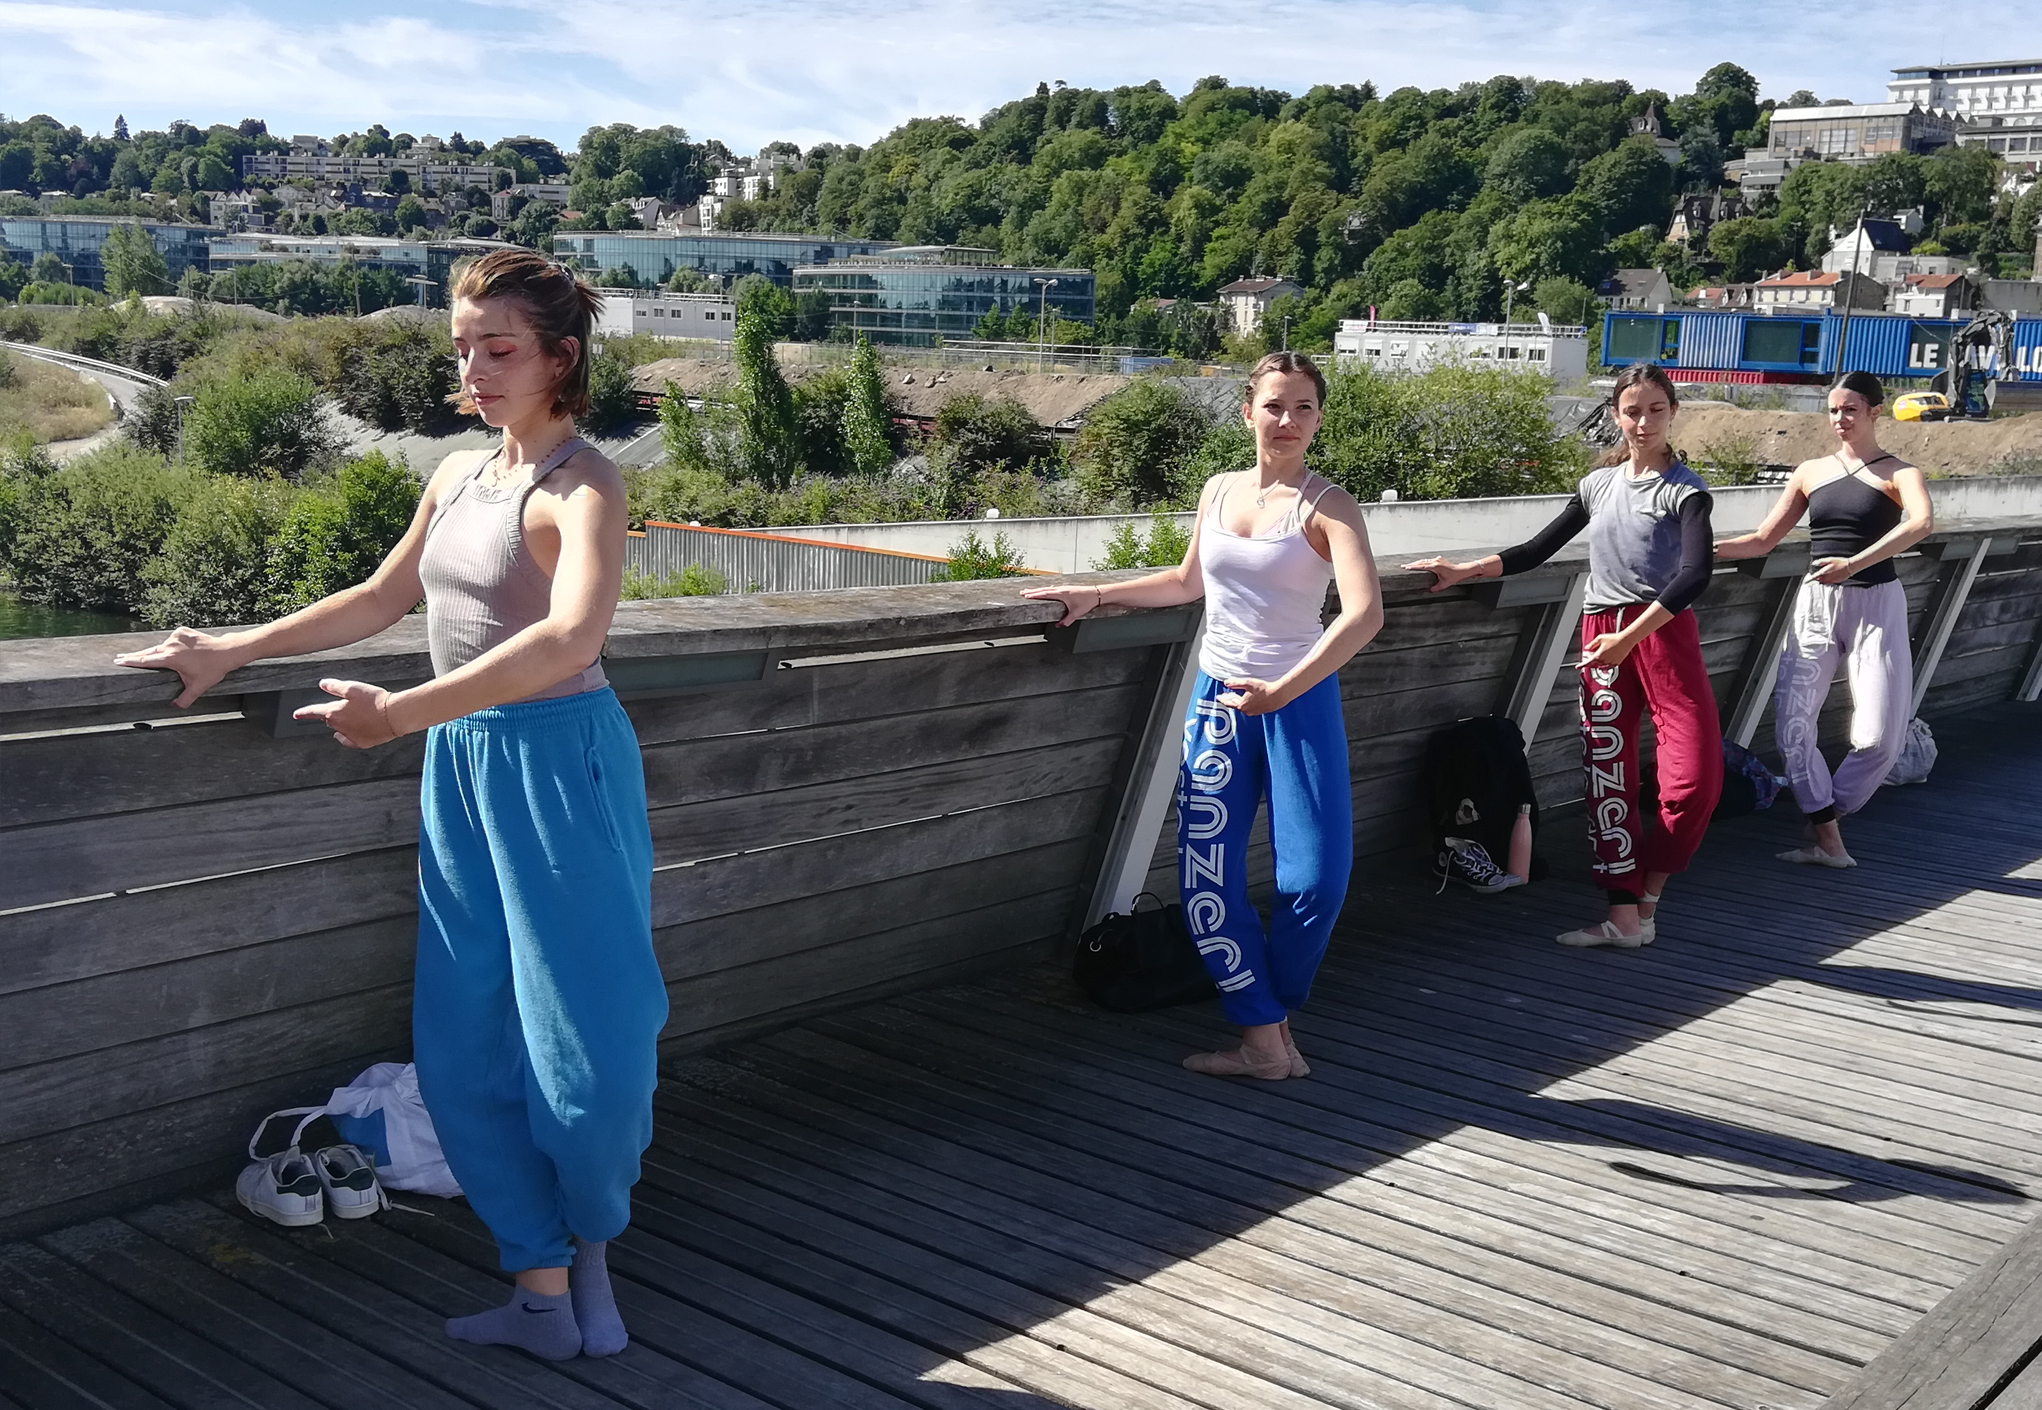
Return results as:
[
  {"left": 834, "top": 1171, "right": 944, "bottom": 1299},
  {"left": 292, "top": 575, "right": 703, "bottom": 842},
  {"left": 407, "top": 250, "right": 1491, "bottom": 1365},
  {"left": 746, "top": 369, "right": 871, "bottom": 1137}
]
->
[
  {"left": 240, "top": 151, "right": 505, "bottom": 195},
  {"left": 0, "top": 215, "right": 212, "bottom": 291},
  {"left": 1629, "top": 103, "right": 1682, "bottom": 166},
  {"left": 1724, "top": 151, "right": 1801, "bottom": 195},
  {"left": 1982, "top": 279, "right": 2042, "bottom": 315},
  {"left": 1332, "top": 318, "right": 1588, "bottom": 380},
  {"left": 1953, "top": 116, "right": 2042, "bottom": 178},
  {"left": 1889, "top": 273, "right": 1974, "bottom": 318},
  {"left": 1817, "top": 219, "right": 1970, "bottom": 280},
  {"left": 592, "top": 289, "right": 738, "bottom": 342},
  {"left": 204, "top": 234, "right": 514, "bottom": 302},
  {"left": 1216, "top": 277, "right": 1301, "bottom": 333},
  {"left": 552, "top": 231, "right": 897, "bottom": 287},
  {"left": 1667, "top": 192, "right": 1749, "bottom": 245},
  {"left": 793, "top": 246, "right": 1095, "bottom": 347},
  {"left": 1763, "top": 103, "right": 1957, "bottom": 163},
  {"left": 1689, "top": 284, "right": 1757, "bottom": 310},
  {"left": 491, "top": 183, "right": 570, "bottom": 221},
  {"left": 1888, "top": 58, "right": 2042, "bottom": 121},
  {"left": 1752, "top": 269, "right": 1886, "bottom": 313},
  {"left": 1597, "top": 268, "right": 1677, "bottom": 311}
]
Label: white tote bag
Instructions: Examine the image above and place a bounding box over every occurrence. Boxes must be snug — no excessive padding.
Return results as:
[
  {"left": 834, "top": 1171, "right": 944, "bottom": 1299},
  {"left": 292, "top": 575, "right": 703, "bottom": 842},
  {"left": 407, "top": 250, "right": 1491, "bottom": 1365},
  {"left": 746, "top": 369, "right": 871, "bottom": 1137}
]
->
[
  {"left": 319, "top": 1062, "right": 463, "bottom": 1197},
  {"left": 1884, "top": 717, "right": 1938, "bottom": 787}
]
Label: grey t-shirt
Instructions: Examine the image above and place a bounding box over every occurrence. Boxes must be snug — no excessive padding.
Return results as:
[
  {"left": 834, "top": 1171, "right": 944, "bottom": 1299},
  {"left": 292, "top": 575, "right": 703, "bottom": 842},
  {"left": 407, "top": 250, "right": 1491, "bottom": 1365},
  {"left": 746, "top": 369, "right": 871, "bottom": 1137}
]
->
[{"left": 1579, "top": 461, "right": 1710, "bottom": 611}]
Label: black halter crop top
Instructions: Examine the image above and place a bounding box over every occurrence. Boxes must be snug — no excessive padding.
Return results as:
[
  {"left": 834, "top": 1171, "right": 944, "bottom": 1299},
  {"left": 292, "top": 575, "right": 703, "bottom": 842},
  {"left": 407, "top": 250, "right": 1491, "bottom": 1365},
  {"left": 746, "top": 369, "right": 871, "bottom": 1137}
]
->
[{"left": 1807, "top": 466, "right": 1904, "bottom": 585}]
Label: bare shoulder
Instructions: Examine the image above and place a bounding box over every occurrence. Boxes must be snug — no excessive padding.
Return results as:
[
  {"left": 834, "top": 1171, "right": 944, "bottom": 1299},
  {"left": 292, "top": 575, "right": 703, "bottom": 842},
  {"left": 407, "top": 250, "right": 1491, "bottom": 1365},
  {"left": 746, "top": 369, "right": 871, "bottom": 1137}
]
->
[
  {"left": 549, "top": 444, "right": 626, "bottom": 499},
  {"left": 427, "top": 445, "right": 488, "bottom": 494},
  {"left": 1791, "top": 452, "right": 1839, "bottom": 486},
  {"left": 1309, "top": 478, "right": 1366, "bottom": 529}
]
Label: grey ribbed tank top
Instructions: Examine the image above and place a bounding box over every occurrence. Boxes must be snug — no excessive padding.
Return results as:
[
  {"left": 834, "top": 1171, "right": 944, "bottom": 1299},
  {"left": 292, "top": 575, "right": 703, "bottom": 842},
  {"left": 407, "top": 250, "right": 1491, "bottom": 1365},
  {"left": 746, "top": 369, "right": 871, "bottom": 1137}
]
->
[{"left": 419, "top": 437, "right": 608, "bottom": 703}]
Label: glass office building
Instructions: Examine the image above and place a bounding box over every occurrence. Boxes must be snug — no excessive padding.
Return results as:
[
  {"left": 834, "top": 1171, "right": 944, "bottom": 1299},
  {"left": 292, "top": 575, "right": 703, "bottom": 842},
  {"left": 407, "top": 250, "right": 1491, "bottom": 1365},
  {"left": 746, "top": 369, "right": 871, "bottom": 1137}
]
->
[
  {"left": 205, "top": 235, "right": 513, "bottom": 303},
  {"left": 0, "top": 217, "right": 214, "bottom": 292},
  {"left": 552, "top": 232, "right": 897, "bottom": 287},
  {"left": 793, "top": 247, "right": 1096, "bottom": 346}
]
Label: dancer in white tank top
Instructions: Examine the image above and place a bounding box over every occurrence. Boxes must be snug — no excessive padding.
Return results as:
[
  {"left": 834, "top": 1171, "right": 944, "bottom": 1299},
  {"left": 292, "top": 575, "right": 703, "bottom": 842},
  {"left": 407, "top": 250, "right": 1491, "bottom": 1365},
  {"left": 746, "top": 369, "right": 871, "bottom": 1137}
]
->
[{"left": 1025, "top": 353, "right": 1384, "bottom": 1080}]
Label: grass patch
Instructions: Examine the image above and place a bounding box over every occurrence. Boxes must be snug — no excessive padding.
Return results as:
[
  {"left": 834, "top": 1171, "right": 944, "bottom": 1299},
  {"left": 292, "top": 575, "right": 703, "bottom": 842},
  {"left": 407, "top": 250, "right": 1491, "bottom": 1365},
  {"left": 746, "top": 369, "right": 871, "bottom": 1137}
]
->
[{"left": 0, "top": 350, "right": 114, "bottom": 445}]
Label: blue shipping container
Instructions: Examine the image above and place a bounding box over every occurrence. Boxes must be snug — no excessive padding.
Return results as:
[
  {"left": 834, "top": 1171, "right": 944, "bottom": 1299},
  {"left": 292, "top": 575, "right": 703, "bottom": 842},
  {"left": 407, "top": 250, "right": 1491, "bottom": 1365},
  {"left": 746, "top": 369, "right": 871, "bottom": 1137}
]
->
[{"left": 1680, "top": 312, "right": 1744, "bottom": 370}]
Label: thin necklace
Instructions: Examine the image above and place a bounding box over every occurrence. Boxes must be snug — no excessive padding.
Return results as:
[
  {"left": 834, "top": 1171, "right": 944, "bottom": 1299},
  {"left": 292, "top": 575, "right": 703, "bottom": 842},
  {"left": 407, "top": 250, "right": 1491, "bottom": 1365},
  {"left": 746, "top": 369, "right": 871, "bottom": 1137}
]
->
[
  {"left": 1253, "top": 469, "right": 1304, "bottom": 508},
  {"left": 490, "top": 431, "right": 575, "bottom": 486}
]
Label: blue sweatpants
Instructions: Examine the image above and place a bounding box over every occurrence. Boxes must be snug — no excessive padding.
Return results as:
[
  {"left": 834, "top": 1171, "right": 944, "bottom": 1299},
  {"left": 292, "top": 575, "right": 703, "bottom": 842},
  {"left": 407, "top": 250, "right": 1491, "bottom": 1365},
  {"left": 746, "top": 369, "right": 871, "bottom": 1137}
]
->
[
  {"left": 414, "top": 687, "right": 668, "bottom": 1272},
  {"left": 1177, "top": 672, "right": 1352, "bottom": 1027}
]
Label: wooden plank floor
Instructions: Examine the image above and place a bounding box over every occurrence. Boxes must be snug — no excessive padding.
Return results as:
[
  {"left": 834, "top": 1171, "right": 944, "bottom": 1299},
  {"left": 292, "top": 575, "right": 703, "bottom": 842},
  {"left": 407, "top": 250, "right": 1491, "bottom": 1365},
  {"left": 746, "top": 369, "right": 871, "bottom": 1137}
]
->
[{"left": 4, "top": 700, "right": 2040, "bottom": 1410}]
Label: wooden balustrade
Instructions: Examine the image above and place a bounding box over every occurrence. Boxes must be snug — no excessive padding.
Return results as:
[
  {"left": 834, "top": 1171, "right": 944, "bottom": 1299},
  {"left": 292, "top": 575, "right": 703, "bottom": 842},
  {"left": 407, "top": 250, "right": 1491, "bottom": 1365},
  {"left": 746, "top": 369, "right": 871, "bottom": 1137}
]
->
[{"left": 3, "top": 516, "right": 2041, "bottom": 1236}]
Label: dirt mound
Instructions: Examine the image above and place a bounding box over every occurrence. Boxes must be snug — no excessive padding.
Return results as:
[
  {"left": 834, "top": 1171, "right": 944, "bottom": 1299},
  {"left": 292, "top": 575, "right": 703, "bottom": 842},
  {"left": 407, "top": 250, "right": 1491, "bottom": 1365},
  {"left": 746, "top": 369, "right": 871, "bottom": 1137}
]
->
[
  {"left": 1677, "top": 403, "right": 2042, "bottom": 476},
  {"left": 630, "top": 356, "right": 1128, "bottom": 428}
]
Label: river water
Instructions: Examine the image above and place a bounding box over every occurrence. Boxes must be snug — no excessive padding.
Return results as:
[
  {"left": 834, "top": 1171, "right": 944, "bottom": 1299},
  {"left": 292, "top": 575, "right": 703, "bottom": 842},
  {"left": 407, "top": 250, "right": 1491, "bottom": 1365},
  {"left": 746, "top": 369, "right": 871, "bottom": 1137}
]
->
[{"left": 0, "top": 593, "right": 143, "bottom": 641}]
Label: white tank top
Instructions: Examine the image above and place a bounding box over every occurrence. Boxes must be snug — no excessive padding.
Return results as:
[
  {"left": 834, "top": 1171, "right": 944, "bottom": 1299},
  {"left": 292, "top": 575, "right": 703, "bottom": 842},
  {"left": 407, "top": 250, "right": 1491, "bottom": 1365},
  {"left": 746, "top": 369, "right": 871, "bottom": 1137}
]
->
[{"left": 1198, "top": 471, "right": 1337, "bottom": 682}]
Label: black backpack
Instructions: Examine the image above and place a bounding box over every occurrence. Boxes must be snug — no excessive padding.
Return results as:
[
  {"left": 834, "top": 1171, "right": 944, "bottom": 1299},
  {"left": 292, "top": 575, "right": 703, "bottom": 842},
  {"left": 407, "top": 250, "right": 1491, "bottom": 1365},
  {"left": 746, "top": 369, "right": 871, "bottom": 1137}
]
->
[
  {"left": 1072, "top": 894, "right": 1217, "bottom": 1012},
  {"left": 1424, "top": 715, "right": 1544, "bottom": 879}
]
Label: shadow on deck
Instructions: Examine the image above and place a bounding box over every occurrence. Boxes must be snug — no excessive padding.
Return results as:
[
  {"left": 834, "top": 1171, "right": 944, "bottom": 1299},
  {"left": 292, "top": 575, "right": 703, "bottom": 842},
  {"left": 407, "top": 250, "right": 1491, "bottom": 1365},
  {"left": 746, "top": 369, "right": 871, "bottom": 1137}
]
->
[{"left": 3, "top": 701, "right": 2041, "bottom": 1410}]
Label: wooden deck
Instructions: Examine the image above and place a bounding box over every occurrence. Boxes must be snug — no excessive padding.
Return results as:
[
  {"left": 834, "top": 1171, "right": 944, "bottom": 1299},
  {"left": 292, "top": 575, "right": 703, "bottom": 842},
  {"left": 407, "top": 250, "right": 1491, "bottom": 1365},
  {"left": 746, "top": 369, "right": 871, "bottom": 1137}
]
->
[{"left": 3, "top": 700, "right": 2040, "bottom": 1409}]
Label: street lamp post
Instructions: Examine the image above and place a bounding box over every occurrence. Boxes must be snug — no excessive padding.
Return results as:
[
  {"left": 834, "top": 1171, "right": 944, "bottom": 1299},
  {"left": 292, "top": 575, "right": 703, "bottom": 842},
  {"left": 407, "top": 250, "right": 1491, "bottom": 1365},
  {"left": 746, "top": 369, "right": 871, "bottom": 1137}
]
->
[
  {"left": 1500, "top": 278, "right": 1530, "bottom": 364},
  {"left": 1280, "top": 314, "right": 1293, "bottom": 352},
  {"left": 1033, "top": 277, "right": 1058, "bottom": 369},
  {"left": 173, "top": 395, "right": 195, "bottom": 463}
]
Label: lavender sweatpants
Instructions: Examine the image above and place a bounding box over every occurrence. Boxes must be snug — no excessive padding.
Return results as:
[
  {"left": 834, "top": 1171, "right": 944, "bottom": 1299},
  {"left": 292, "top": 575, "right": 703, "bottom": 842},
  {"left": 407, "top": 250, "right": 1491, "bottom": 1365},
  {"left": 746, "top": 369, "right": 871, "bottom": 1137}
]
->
[{"left": 1774, "top": 577, "right": 1913, "bottom": 818}]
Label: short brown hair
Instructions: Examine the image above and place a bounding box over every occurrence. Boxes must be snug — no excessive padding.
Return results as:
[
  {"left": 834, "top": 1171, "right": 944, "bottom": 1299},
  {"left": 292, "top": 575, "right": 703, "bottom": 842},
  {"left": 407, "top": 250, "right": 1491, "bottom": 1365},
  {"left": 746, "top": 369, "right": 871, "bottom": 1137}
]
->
[
  {"left": 1245, "top": 350, "right": 1328, "bottom": 406},
  {"left": 448, "top": 249, "right": 605, "bottom": 420}
]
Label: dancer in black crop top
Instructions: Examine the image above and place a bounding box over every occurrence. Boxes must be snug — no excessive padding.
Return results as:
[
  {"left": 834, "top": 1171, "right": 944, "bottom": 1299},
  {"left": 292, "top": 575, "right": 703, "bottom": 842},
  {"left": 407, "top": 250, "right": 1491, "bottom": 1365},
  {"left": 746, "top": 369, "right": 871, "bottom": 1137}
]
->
[{"left": 1717, "top": 370, "right": 1934, "bottom": 869}]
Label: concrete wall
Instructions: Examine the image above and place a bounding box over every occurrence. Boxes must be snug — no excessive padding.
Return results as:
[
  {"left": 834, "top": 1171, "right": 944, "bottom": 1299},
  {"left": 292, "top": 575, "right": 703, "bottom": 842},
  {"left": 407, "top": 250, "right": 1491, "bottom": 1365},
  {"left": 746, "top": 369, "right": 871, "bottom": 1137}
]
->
[{"left": 777, "top": 477, "right": 2042, "bottom": 574}]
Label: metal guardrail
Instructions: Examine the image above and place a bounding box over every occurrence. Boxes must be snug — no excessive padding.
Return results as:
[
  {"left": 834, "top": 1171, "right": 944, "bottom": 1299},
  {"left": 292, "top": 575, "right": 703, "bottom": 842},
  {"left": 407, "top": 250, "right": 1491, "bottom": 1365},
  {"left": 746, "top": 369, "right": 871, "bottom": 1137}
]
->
[
  {"left": 3, "top": 342, "right": 169, "bottom": 389},
  {"left": 625, "top": 520, "right": 951, "bottom": 593}
]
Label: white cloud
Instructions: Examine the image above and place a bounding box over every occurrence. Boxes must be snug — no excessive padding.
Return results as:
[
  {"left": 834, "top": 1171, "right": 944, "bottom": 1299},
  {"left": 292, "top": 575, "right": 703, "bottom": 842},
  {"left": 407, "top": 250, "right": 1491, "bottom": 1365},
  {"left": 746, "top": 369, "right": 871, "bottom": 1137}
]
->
[{"left": 2, "top": 0, "right": 2036, "bottom": 150}]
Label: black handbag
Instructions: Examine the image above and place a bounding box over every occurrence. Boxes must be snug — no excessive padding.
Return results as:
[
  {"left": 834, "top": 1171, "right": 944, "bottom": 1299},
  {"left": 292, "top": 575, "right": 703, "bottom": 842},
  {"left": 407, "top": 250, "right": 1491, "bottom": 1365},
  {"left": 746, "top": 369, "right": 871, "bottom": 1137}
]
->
[{"left": 1072, "top": 893, "right": 1217, "bottom": 1013}]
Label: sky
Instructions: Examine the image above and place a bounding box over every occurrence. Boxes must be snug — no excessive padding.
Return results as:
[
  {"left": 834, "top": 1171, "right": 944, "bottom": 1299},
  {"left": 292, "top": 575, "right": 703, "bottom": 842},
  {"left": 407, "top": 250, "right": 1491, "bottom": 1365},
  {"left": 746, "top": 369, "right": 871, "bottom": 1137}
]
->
[{"left": 4, "top": 0, "right": 2042, "bottom": 155}]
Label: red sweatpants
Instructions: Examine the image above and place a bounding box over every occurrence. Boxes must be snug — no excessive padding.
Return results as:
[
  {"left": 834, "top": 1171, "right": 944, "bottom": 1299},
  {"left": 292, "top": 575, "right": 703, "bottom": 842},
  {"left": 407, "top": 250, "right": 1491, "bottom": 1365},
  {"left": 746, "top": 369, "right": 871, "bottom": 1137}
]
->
[{"left": 1578, "top": 606, "right": 1723, "bottom": 892}]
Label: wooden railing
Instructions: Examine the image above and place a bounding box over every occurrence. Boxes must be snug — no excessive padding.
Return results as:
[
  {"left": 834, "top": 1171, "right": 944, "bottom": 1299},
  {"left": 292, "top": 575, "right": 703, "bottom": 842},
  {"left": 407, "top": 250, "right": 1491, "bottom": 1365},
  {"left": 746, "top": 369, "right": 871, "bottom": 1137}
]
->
[{"left": 3, "top": 513, "right": 2041, "bottom": 1236}]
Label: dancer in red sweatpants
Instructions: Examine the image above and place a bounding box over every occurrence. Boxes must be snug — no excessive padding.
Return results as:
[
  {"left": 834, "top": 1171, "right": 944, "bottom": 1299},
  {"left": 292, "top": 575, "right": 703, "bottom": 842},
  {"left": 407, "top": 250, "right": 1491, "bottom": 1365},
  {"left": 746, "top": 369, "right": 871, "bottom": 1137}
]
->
[{"left": 1408, "top": 362, "right": 1722, "bottom": 947}]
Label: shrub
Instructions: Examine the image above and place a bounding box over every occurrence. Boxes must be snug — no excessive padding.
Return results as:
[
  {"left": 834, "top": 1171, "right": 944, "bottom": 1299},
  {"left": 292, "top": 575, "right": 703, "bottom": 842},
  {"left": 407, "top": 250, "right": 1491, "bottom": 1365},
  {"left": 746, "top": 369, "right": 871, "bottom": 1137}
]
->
[
  {"left": 183, "top": 367, "right": 337, "bottom": 479},
  {"left": 930, "top": 528, "right": 1026, "bottom": 581},
  {"left": 729, "top": 300, "right": 799, "bottom": 486},
  {"left": 620, "top": 562, "right": 727, "bottom": 598},
  {"left": 1182, "top": 414, "right": 1256, "bottom": 488},
  {"left": 1312, "top": 363, "right": 1579, "bottom": 501},
  {"left": 1, "top": 443, "right": 185, "bottom": 610},
  {"left": 929, "top": 393, "right": 1050, "bottom": 476},
  {"left": 266, "top": 451, "right": 420, "bottom": 612},
  {"left": 1094, "top": 513, "right": 1192, "bottom": 569},
  {"left": 840, "top": 335, "right": 895, "bottom": 477},
  {"left": 140, "top": 474, "right": 292, "bottom": 627},
  {"left": 1072, "top": 378, "right": 1213, "bottom": 507},
  {"left": 790, "top": 364, "right": 854, "bottom": 478},
  {"left": 327, "top": 322, "right": 458, "bottom": 434},
  {"left": 0, "top": 308, "right": 46, "bottom": 343}
]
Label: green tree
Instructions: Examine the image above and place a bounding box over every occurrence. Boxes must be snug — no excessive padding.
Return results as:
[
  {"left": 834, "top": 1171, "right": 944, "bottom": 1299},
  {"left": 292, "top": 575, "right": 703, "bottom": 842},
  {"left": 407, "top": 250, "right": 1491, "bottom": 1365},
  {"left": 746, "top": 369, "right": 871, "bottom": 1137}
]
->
[
  {"left": 1093, "top": 514, "right": 1191, "bottom": 569},
  {"left": 729, "top": 297, "right": 799, "bottom": 487},
  {"left": 100, "top": 222, "right": 168, "bottom": 298},
  {"left": 30, "top": 252, "right": 66, "bottom": 284},
  {"left": 183, "top": 368, "right": 336, "bottom": 479},
  {"left": 583, "top": 353, "right": 638, "bottom": 435},
  {"left": 839, "top": 335, "right": 894, "bottom": 477},
  {"left": 141, "top": 473, "right": 291, "bottom": 627},
  {"left": 1708, "top": 216, "right": 1789, "bottom": 282},
  {"left": 657, "top": 384, "right": 715, "bottom": 473},
  {"left": 1, "top": 442, "right": 184, "bottom": 610},
  {"left": 1071, "top": 378, "right": 1213, "bottom": 506},
  {"left": 1482, "top": 129, "right": 1571, "bottom": 203},
  {"left": 1532, "top": 275, "right": 1597, "bottom": 326},
  {"left": 1576, "top": 139, "right": 1675, "bottom": 239}
]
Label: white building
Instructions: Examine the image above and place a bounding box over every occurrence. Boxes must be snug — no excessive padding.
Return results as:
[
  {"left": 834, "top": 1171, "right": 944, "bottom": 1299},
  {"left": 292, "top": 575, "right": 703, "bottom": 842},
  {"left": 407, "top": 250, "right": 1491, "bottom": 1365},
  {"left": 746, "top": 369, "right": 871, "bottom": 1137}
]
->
[
  {"left": 491, "top": 182, "right": 571, "bottom": 221},
  {"left": 1333, "top": 319, "right": 1588, "bottom": 381},
  {"left": 1889, "top": 58, "right": 2042, "bottom": 120},
  {"left": 1216, "top": 277, "right": 1301, "bottom": 333},
  {"left": 593, "top": 289, "right": 739, "bottom": 343},
  {"left": 241, "top": 151, "right": 506, "bottom": 195}
]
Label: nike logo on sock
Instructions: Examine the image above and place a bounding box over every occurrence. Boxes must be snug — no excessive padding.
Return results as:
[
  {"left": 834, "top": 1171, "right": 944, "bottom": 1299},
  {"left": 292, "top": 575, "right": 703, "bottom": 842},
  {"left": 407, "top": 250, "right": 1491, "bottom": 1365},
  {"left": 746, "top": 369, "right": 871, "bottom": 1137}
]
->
[{"left": 520, "top": 1303, "right": 555, "bottom": 1315}]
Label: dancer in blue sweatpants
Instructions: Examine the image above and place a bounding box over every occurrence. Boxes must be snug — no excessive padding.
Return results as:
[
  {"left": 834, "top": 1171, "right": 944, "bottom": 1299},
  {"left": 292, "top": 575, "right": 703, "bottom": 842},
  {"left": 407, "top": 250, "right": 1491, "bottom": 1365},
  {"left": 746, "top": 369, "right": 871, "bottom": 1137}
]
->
[
  {"left": 119, "top": 250, "right": 659, "bottom": 1361},
  {"left": 1178, "top": 674, "right": 1352, "bottom": 1027},
  {"left": 415, "top": 689, "right": 665, "bottom": 1273},
  {"left": 1027, "top": 351, "right": 1383, "bottom": 1079}
]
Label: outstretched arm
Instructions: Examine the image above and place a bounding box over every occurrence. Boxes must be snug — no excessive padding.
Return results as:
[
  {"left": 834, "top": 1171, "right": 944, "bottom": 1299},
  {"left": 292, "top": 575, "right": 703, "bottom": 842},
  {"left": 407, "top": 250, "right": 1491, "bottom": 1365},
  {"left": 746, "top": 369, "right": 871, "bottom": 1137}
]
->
[
  {"left": 1403, "top": 496, "right": 1589, "bottom": 591},
  {"left": 1716, "top": 466, "right": 1811, "bottom": 560},
  {"left": 112, "top": 452, "right": 469, "bottom": 707},
  {"left": 1811, "top": 464, "right": 1933, "bottom": 584},
  {"left": 1022, "top": 477, "right": 1217, "bottom": 625}
]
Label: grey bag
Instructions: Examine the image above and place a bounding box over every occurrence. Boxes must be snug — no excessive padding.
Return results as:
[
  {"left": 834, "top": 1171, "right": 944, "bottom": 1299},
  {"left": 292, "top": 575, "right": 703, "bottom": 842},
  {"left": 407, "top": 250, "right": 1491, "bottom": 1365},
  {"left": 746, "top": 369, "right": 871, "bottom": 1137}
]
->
[{"left": 1885, "top": 717, "right": 1938, "bottom": 787}]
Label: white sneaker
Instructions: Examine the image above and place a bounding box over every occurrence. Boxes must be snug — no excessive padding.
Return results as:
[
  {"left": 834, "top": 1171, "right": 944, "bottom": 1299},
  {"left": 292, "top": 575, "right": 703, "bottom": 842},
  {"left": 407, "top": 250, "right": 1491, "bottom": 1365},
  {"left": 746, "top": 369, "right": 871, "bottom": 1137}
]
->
[
  {"left": 1556, "top": 920, "right": 1649, "bottom": 949},
  {"left": 237, "top": 1151, "right": 325, "bottom": 1227},
  {"left": 313, "top": 1144, "right": 388, "bottom": 1220}
]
